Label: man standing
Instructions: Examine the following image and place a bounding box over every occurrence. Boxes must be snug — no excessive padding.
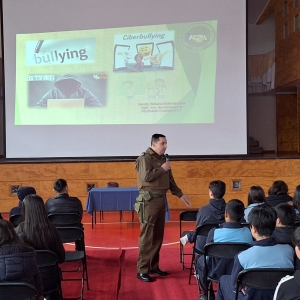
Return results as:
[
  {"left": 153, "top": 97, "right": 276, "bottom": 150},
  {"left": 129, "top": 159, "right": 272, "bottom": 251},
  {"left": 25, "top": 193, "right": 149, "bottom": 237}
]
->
[{"left": 135, "top": 133, "right": 191, "bottom": 282}]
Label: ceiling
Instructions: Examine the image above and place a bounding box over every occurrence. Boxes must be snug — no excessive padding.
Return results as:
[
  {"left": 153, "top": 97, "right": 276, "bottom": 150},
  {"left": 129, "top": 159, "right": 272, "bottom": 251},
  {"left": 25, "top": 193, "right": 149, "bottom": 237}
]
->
[{"left": 248, "top": 0, "right": 270, "bottom": 24}]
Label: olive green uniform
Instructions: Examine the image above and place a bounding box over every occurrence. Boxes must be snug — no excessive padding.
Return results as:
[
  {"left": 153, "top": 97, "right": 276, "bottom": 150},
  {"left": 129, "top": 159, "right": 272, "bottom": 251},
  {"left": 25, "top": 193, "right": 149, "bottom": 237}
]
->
[{"left": 135, "top": 147, "right": 183, "bottom": 274}]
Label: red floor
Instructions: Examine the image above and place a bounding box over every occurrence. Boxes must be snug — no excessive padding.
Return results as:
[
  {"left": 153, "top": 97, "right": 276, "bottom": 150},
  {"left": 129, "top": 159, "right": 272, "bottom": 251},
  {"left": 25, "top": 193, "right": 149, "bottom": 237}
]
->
[
  {"left": 81, "top": 210, "right": 191, "bottom": 250},
  {"left": 2, "top": 210, "right": 195, "bottom": 255}
]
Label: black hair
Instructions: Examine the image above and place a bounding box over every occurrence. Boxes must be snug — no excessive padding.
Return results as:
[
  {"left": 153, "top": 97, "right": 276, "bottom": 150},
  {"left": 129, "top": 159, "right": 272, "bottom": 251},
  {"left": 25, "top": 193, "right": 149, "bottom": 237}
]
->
[
  {"left": 268, "top": 180, "right": 289, "bottom": 196},
  {"left": 292, "top": 226, "right": 300, "bottom": 248},
  {"left": 225, "top": 199, "right": 245, "bottom": 222},
  {"left": 248, "top": 204, "right": 277, "bottom": 237},
  {"left": 53, "top": 178, "right": 67, "bottom": 193},
  {"left": 209, "top": 180, "right": 226, "bottom": 199},
  {"left": 0, "top": 219, "right": 27, "bottom": 248},
  {"left": 248, "top": 186, "right": 266, "bottom": 205},
  {"left": 275, "top": 203, "right": 296, "bottom": 226},
  {"left": 151, "top": 134, "right": 166, "bottom": 146},
  {"left": 293, "top": 185, "right": 300, "bottom": 212}
]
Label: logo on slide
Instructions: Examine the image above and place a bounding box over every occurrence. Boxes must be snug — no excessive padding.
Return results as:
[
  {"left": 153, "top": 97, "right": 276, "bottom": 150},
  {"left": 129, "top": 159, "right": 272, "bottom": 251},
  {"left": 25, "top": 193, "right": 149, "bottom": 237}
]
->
[
  {"left": 181, "top": 22, "right": 215, "bottom": 51},
  {"left": 25, "top": 38, "right": 96, "bottom": 66}
]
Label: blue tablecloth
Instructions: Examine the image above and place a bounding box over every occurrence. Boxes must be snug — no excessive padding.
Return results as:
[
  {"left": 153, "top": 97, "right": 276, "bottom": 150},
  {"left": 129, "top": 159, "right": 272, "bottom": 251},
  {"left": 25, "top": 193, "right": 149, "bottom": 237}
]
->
[
  {"left": 86, "top": 187, "right": 170, "bottom": 227},
  {"left": 86, "top": 187, "right": 139, "bottom": 214}
]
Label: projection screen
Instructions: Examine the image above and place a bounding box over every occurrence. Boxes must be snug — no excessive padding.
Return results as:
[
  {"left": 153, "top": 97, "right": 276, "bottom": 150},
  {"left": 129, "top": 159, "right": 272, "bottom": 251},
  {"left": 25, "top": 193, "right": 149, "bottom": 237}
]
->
[{"left": 2, "top": 0, "right": 247, "bottom": 158}]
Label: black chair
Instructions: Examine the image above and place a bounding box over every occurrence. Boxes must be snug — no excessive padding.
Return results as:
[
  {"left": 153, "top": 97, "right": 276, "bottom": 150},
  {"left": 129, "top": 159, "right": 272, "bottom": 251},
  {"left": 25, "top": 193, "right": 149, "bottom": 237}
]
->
[
  {"left": 188, "top": 223, "right": 220, "bottom": 285},
  {"left": 203, "top": 242, "right": 252, "bottom": 300},
  {"left": 48, "top": 212, "right": 82, "bottom": 227},
  {"left": 9, "top": 214, "right": 23, "bottom": 227},
  {"left": 235, "top": 268, "right": 295, "bottom": 300},
  {"left": 35, "top": 250, "right": 63, "bottom": 300},
  {"left": 0, "top": 282, "right": 39, "bottom": 300},
  {"left": 179, "top": 210, "right": 198, "bottom": 269},
  {"left": 57, "top": 226, "right": 89, "bottom": 300}
]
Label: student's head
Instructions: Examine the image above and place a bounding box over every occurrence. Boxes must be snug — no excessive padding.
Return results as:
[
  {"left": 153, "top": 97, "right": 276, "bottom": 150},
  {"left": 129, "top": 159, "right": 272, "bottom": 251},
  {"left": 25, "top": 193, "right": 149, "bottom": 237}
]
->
[
  {"left": 268, "top": 180, "right": 289, "bottom": 196},
  {"left": 293, "top": 185, "right": 300, "bottom": 211},
  {"left": 209, "top": 180, "right": 226, "bottom": 199},
  {"left": 292, "top": 227, "right": 300, "bottom": 259},
  {"left": 0, "top": 219, "right": 23, "bottom": 247},
  {"left": 22, "top": 194, "right": 49, "bottom": 223},
  {"left": 275, "top": 203, "right": 296, "bottom": 226},
  {"left": 225, "top": 199, "right": 245, "bottom": 222},
  {"left": 247, "top": 186, "right": 265, "bottom": 205},
  {"left": 17, "top": 186, "right": 36, "bottom": 204},
  {"left": 53, "top": 178, "right": 68, "bottom": 193},
  {"left": 248, "top": 204, "right": 277, "bottom": 238}
]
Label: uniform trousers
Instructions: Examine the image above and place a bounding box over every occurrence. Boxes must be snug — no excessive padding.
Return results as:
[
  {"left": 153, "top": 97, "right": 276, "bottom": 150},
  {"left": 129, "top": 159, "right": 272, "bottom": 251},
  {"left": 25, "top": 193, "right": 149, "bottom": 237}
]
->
[{"left": 137, "top": 196, "right": 166, "bottom": 273}]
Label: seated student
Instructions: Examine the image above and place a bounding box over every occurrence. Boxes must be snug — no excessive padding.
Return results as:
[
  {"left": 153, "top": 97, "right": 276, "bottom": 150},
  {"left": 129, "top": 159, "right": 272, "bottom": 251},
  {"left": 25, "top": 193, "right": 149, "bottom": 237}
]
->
[
  {"left": 244, "top": 186, "right": 266, "bottom": 222},
  {"left": 45, "top": 178, "right": 83, "bottom": 225},
  {"left": 0, "top": 219, "right": 43, "bottom": 299},
  {"left": 197, "top": 199, "right": 253, "bottom": 300},
  {"left": 16, "top": 194, "right": 65, "bottom": 300},
  {"left": 272, "top": 203, "right": 296, "bottom": 244},
  {"left": 9, "top": 186, "right": 36, "bottom": 224},
  {"left": 180, "top": 180, "right": 226, "bottom": 254},
  {"left": 273, "top": 226, "right": 300, "bottom": 300},
  {"left": 266, "top": 180, "right": 293, "bottom": 207},
  {"left": 216, "top": 204, "right": 294, "bottom": 300}
]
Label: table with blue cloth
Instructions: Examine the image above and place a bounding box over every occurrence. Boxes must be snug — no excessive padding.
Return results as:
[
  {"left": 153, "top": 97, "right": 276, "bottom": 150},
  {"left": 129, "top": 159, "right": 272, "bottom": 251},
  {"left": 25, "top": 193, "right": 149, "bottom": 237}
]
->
[{"left": 86, "top": 187, "right": 171, "bottom": 228}]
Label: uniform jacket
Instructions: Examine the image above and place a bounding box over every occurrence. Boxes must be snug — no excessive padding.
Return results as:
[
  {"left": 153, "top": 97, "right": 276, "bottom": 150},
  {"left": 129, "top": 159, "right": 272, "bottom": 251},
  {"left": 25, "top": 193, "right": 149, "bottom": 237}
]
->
[
  {"left": 135, "top": 147, "right": 183, "bottom": 197},
  {"left": 273, "top": 270, "right": 300, "bottom": 300},
  {"left": 229, "top": 237, "right": 294, "bottom": 300}
]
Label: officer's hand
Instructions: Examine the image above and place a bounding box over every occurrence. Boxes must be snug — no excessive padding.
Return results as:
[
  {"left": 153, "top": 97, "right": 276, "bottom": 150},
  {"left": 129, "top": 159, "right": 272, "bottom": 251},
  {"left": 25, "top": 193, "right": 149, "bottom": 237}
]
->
[
  {"left": 161, "top": 162, "right": 171, "bottom": 171},
  {"left": 180, "top": 195, "right": 191, "bottom": 207}
]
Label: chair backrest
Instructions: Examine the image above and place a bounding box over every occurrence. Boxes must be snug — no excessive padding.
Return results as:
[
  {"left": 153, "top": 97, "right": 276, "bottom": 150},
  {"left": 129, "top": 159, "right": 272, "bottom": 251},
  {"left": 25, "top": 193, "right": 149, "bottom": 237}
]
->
[
  {"left": 9, "top": 214, "right": 23, "bottom": 227},
  {"left": 195, "top": 223, "right": 220, "bottom": 236},
  {"left": 204, "top": 242, "right": 252, "bottom": 260},
  {"left": 56, "top": 226, "right": 84, "bottom": 243},
  {"left": 106, "top": 182, "right": 119, "bottom": 188},
  {"left": 35, "top": 250, "right": 61, "bottom": 295},
  {"left": 235, "top": 268, "right": 295, "bottom": 300},
  {"left": 48, "top": 213, "right": 82, "bottom": 227},
  {"left": 180, "top": 210, "right": 198, "bottom": 222},
  {"left": 0, "top": 282, "right": 38, "bottom": 300},
  {"left": 179, "top": 210, "right": 198, "bottom": 233}
]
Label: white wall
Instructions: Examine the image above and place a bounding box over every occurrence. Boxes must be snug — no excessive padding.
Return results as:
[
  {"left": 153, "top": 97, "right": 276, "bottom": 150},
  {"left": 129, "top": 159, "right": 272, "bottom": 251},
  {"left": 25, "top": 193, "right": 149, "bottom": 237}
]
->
[{"left": 247, "top": 14, "right": 277, "bottom": 152}]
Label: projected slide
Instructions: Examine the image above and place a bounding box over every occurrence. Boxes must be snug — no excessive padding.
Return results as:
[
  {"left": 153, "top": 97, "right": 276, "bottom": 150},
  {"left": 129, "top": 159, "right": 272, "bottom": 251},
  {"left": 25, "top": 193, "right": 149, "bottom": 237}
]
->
[{"left": 15, "top": 21, "right": 217, "bottom": 125}]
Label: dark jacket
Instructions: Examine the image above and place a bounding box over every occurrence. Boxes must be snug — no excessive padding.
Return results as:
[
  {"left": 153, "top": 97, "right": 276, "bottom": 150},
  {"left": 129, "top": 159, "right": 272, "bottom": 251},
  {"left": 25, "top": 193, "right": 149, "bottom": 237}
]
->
[
  {"left": 187, "top": 198, "right": 226, "bottom": 253},
  {"left": 274, "top": 270, "right": 300, "bottom": 300},
  {"left": 266, "top": 194, "right": 293, "bottom": 207},
  {"left": 0, "top": 244, "right": 43, "bottom": 296},
  {"left": 45, "top": 193, "right": 83, "bottom": 223},
  {"left": 135, "top": 148, "right": 183, "bottom": 197},
  {"left": 272, "top": 226, "right": 295, "bottom": 244}
]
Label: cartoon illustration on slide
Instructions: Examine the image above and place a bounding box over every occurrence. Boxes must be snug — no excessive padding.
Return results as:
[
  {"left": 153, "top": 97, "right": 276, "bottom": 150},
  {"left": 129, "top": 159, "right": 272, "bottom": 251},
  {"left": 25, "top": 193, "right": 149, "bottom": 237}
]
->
[
  {"left": 123, "top": 80, "right": 134, "bottom": 98},
  {"left": 131, "top": 54, "right": 144, "bottom": 72},
  {"left": 113, "top": 30, "right": 175, "bottom": 72},
  {"left": 146, "top": 78, "right": 168, "bottom": 99}
]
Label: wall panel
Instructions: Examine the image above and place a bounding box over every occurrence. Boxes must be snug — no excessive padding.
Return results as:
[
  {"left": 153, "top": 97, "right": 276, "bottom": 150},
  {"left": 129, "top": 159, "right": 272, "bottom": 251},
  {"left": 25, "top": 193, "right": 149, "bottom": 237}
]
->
[{"left": 1, "top": 159, "right": 300, "bottom": 214}]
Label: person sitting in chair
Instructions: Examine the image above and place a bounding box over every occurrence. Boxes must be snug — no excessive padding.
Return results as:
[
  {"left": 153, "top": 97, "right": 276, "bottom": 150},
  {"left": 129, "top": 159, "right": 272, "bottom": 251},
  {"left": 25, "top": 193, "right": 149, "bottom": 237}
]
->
[
  {"left": 196, "top": 199, "right": 253, "bottom": 300},
  {"left": 216, "top": 204, "right": 294, "bottom": 300}
]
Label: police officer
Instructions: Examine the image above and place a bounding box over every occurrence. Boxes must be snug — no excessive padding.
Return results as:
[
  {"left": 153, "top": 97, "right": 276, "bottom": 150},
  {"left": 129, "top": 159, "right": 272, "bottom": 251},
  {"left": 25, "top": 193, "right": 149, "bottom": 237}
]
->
[{"left": 135, "top": 133, "right": 191, "bottom": 282}]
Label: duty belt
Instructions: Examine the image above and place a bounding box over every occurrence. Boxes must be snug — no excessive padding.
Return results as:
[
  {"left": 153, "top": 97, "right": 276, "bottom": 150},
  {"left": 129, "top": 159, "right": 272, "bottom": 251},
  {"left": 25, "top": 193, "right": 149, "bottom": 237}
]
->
[{"left": 151, "top": 193, "right": 165, "bottom": 198}]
